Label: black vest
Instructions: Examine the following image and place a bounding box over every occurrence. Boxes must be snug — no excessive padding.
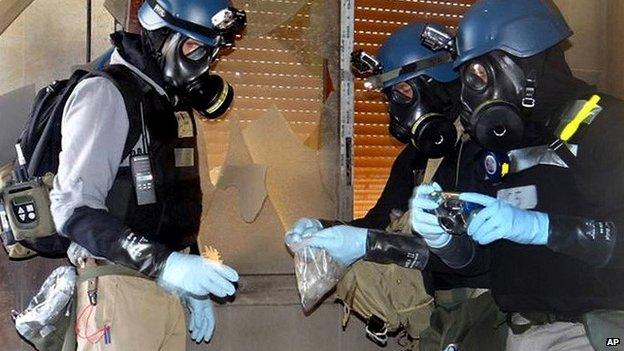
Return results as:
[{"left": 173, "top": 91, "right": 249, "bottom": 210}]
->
[
  {"left": 105, "top": 68, "right": 202, "bottom": 252},
  {"left": 432, "top": 100, "right": 624, "bottom": 314}
]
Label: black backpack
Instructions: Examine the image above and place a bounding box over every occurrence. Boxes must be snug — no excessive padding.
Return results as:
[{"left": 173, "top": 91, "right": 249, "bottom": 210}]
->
[
  {"left": 20, "top": 65, "right": 144, "bottom": 178},
  {"left": 4, "top": 65, "right": 144, "bottom": 258}
]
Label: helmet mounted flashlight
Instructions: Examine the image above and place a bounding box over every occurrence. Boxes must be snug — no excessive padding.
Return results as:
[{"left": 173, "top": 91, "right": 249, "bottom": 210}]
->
[
  {"left": 212, "top": 8, "right": 246, "bottom": 31},
  {"left": 351, "top": 50, "right": 383, "bottom": 77},
  {"left": 421, "top": 24, "right": 457, "bottom": 55},
  {"left": 213, "top": 7, "right": 247, "bottom": 46},
  {"left": 351, "top": 50, "right": 385, "bottom": 90}
]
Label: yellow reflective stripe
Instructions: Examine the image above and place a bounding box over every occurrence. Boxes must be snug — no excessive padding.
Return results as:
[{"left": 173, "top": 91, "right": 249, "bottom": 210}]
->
[
  {"left": 501, "top": 163, "right": 510, "bottom": 177},
  {"left": 560, "top": 95, "right": 601, "bottom": 142},
  {"left": 205, "top": 83, "right": 229, "bottom": 114}
]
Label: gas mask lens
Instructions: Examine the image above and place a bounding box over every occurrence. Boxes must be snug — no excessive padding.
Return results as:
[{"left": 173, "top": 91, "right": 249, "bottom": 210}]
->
[
  {"left": 389, "top": 82, "right": 415, "bottom": 105},
  {"left": 181, "top": 39, "right": 210, "bottom": 61},
  {"left": 464, "top": 61, "right": 489, "bottom": 91}
]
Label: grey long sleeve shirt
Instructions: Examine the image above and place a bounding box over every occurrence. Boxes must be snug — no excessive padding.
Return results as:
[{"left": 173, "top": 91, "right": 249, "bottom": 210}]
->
[{"left": 49, "top": 49, "right": 167, "bottom": 264}]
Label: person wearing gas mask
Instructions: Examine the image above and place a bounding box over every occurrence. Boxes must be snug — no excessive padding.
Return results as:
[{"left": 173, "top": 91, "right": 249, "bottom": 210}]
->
[
  {"left": 49, "top": 0, "right": 245, "bottom": 349},
  {"left": 409, "top": 0, "right": 624, "bottom": 348},
  {"left": 348, "top": 22, "right": 460, "bottom": 231},
  {"left": 285, "top": 23, "right": 483, "bottom": 286}
]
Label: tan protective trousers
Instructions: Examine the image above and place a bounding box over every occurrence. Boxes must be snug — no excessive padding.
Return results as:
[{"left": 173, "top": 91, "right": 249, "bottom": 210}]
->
[{"left": 75, "top": 274, "right": 186, "bottom": 351}]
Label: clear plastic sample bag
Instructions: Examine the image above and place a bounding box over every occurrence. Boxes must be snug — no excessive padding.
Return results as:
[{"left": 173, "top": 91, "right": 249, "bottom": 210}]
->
[
  {"left": 287, "top": 234, "right": 348, "bottom": 313},
  {"left": 13, "top": 266, "right": 76, "bottom": 349}
]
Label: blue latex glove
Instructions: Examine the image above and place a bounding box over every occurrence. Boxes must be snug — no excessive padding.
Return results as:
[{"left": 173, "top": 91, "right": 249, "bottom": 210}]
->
[
  {"left": 159, "top": 252, "right": 239, "bottom": 298},
  {"left": 409, "top": 183, "right": 451, "bottom": 248},
  {"left": 184, "top": 296, "right": 216, "bottom": 343},
  {"left": 459, "top": 193, "right": 550, "bottom": 245},
  {"left": 284, "top": 217, "right": 324, "bottom": 249},
  {"left": 303, "top": 225, "right": 367, "bottom": 266}
]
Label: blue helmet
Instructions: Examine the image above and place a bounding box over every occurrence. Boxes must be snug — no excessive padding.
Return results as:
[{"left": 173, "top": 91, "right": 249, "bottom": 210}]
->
[
  {"left": 377, "top": 23, "right": 458, "bottom": 88},
  {"left": 454, "top": 0, "right": 572, "bottom": 68},
  {"left": 138, "top": 0, "right": 245, "bottom": 47}
]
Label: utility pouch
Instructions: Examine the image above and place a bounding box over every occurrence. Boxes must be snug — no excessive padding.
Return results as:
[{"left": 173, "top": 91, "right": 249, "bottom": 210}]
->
[
  {"left": 0, "top": 168, "right": 66, "bottom": 258},
  {"left": 335, "top": 261, "right": 434, "bottom": 349},
  {"left": 335, "top": 211, "right": 433, "bottom": 349},
  {"left": 2, "top": 173, "right": 56, "bottom": 241},
  {"left": 13, "top": 266, "right": 77, "bottom": 351},
  {"left": 0, "top": 163, "right": 37, "bottom": 259}
]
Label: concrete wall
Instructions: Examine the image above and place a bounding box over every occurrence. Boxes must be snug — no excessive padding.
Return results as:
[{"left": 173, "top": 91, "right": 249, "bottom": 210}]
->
[
  {"left": 0, "top": 84, "right": 34, "bottom": 164},
  {"left": 0, "top": 0, "right": 113, "bottom": 96},
  {"left": 549, "top": 0, "right": 624, "bottom": 99},
  {"left": 0, "top": 0, "right": 114, "bottom": 163},
  {"left": 546, "top": 0, "right": 624, "bottom": 98},
  {"left": 554, "top": 0, "right": 611, "bottom": 88},
  {"left": 553, "top": 0, "right": 609, "bottom": 89}
]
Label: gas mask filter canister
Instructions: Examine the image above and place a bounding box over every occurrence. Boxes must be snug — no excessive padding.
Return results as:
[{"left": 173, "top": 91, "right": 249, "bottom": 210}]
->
[
  {"left": 387, "top": 79, "right": 457, "bottom": 158},
  {"left": 160, "top": 33, "right": 234, "bottom": 118},
  {"left": 460, "top": 53, "right": 531, "bottom": 152},
  {"left": 466, "top": 99, "right": 524, "bottom": 152},
  {"left": 183, "top": 74, "right": 234, "bottom": 119}
]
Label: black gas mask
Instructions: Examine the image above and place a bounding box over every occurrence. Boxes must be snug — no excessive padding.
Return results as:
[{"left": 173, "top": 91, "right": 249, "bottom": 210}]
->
[
  {"left": 385, "top": 77, "right": 457, "bottom": 158},
  {"left": 159, "top": 32, "right": 233, "bottom": 119},
  {"left": 460, "top": 51, "right": 537, "bottom": 152}
]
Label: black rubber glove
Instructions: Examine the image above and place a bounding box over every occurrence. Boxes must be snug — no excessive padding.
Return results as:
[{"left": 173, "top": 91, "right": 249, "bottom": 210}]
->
[
  {"left": 364, "top": 229, "right": 430, "bottom": 270},
  {"left": 62, "top": 206, "right": 172, "bottom": 278},
  {"left": 548, "top": 215, "right": 616, "bottom": 268}
]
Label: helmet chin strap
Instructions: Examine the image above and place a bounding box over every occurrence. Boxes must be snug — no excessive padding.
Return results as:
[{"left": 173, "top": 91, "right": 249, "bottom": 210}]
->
[
  {"left": 158, "top": 32, "right": 179, "bottom": 63},
  {"left": 143, "top": 28, "right": 172, "bottom": 60}
]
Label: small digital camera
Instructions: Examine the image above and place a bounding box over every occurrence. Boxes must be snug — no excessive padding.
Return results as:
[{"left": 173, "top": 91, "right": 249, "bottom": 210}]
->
[{"left": 430, "top": 192, "right": 483, "bottom": 235}]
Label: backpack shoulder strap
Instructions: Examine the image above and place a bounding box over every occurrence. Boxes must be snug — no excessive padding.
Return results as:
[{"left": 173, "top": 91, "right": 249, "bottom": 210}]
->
[
  {"left": 421, "top": 120, "right": 464, "bottom": 185},
  {"left": 423, "top": 158, "right": 443, "bottom": 185},
  {"left": 25, "top": 70, "right": 92, "bottom": 176},
  {"left": 89, "top": 65, "right": 152, "bottom": 161}
]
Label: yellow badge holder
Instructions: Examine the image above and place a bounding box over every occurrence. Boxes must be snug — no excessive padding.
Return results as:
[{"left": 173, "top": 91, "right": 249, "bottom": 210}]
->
[{"left": 559, "top": 95, "right": 602, "bottom": 142}]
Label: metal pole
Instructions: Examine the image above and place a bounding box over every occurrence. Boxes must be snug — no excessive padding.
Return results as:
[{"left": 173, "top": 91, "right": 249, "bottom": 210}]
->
[
  {"left": 338, "top": 0, "right": 355, "bottom": 221},
  {"left": 86, "top": 0, "right": 92, "bottom": 63}
]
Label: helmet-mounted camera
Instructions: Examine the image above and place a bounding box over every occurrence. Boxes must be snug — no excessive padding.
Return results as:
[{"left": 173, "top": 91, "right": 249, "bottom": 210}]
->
[
  {"left": 351, "top": 50, "right": 383, "bottom": 77},
  {"left": 351, "top": 50, "right": 385, "bottom": 90},
  {"left": 421, "top": 23, "right": 457, "bottom": 55},
  {"left": 212, "top": 7, "right": 247, "bottom": 47}
]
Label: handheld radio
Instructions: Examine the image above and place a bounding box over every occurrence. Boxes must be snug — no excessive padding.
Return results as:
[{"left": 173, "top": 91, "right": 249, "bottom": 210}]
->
[{"left": 130, "top": 103, "right": 157, "bottom": 206}]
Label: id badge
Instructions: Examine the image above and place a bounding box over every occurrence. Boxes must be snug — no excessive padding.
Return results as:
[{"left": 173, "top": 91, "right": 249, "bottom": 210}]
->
[{"left": 496, "top": 185, "right": 538, "bottom": 209}]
